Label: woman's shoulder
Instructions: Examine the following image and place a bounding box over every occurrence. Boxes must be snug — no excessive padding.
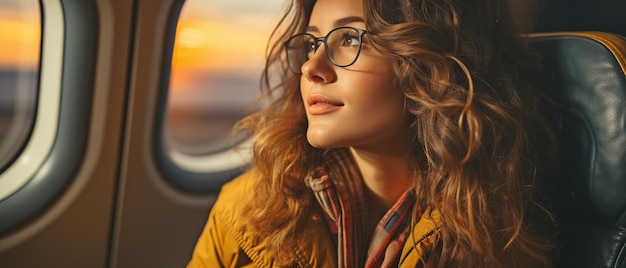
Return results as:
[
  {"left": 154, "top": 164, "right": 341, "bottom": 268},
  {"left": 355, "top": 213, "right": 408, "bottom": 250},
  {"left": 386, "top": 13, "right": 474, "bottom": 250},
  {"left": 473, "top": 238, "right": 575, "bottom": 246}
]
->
[
  {"left": 212, "top": 169, "right": 260, "bottom": 214},
  {"left": 187, "top": 169, "right": 267, "bottom": 267},
  {"left": 208, "top": 168, "right": 263, "bottom": 251},
  {"left": 219, "top": 169, "right": 259, "bottom": 194}
]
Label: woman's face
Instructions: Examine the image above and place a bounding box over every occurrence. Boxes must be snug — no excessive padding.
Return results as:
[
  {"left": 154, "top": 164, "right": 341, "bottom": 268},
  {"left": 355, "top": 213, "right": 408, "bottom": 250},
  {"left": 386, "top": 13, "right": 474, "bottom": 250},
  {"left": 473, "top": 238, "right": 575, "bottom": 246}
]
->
[{"left": 300, "top": 0, "right": 410, "bottom": 151}]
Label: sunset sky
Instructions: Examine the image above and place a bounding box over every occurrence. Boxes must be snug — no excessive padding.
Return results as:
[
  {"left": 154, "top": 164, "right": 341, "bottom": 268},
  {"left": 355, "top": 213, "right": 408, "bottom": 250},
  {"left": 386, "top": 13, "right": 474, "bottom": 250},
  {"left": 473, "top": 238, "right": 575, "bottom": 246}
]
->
[
  {"left": 0, "top": 0, "right": 283, "bottom": 74},
  {"left": 0, "top": 1, "right": 41, "bottom": 69},
  {"left": 167, "top": 1, "right": 284, "bottom": 111},
  {"left": 173, "top": 0, "right": 283, "bottom": 72},
  {"left": 0, "top": 0, "right": 285, "bottom": 113},
  {"left": 0, "top": 0, "right": 286, "bottom": 155}
]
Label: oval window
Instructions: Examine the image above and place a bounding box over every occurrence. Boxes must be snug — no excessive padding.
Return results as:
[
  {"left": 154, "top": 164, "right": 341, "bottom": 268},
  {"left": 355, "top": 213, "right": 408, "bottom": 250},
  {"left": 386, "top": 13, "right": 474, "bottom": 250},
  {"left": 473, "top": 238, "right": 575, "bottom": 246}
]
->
[
  {"left": 159, "top": 0, "right": 282, "bottom": 191},
  {"left": 0, "top": 0, "right": 40, "bottom": 174}
]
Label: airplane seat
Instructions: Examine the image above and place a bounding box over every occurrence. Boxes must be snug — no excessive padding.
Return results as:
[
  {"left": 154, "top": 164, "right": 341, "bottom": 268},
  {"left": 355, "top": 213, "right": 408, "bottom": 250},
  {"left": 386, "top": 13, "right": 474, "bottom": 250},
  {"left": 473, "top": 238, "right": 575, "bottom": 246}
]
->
[{"left": 527, "top": 31, "right": 626, "bottom": 268}]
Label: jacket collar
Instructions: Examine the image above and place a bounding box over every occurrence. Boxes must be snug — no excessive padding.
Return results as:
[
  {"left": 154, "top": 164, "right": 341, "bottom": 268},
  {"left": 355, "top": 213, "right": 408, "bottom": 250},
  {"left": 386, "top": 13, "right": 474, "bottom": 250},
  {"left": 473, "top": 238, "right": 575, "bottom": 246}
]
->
[
  {"left": 214, "top": 155, "right": 442, "bottom": 267},
  {"left": 214, "top": 169, "right": 338, "bottom": 268}
]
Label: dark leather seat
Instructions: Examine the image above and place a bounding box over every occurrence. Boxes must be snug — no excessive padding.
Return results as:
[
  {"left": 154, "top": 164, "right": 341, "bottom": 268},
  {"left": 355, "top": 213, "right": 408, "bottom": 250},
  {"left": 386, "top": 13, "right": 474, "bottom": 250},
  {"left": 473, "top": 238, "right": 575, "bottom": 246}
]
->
[{"left": 529, "top": 32, "right": 626, "bottom": 267}]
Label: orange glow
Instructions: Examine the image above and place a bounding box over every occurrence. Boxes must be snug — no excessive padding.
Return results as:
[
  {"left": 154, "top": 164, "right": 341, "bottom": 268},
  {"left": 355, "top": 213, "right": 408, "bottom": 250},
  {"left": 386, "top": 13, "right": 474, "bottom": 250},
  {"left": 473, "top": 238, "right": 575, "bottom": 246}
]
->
[
  {"left": 172, "top": 18, "right": 269, "bottom": 72},
  {"left": 170, "top": 17, "right": 272, "bottom": 92},
  {"left": 0, "top": 16, "right": 41, "bottom": 68}
]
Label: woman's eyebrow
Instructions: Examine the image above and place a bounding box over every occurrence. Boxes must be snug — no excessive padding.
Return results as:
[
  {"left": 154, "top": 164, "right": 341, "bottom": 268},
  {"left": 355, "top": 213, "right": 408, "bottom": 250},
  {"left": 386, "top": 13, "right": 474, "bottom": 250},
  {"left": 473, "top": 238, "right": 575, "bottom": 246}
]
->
[
  {"left": 305, "top": 16, "right": 365, "bottom": 33},
  {"left": 305, "top": 25, "right": 319, "bottom": 33},
  {"left": 333, "top": 16, "right": 365, "bottom": 27}
]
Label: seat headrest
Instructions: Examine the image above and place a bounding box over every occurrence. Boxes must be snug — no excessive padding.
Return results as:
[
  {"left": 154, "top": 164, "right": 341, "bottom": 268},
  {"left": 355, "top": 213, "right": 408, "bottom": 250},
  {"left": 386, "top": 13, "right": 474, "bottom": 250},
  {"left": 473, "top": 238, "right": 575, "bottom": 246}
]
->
[{"left": 528, "top": 32, "right": 626, "bottom": 225}]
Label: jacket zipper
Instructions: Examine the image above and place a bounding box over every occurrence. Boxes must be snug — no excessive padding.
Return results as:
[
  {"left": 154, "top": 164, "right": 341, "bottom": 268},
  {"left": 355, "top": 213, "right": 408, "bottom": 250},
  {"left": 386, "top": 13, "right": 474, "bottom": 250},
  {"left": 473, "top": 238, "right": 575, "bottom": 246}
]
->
[{"left": 398, "top": 228, "right": 437, "bottom": 266}]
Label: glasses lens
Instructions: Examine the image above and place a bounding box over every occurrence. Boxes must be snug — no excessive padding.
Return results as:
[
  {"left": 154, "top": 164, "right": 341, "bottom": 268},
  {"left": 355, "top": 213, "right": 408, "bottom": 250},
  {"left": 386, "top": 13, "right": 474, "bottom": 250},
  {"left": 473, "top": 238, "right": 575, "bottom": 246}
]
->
[
  {"left": 326, "top": 27, "right": 361, "bottom": 67},
  {"left": 284, "top": 27, "right": 363, "bottom": 74},
  {"left": 286, "top": 34, "right": 314, "bottom": 74}
]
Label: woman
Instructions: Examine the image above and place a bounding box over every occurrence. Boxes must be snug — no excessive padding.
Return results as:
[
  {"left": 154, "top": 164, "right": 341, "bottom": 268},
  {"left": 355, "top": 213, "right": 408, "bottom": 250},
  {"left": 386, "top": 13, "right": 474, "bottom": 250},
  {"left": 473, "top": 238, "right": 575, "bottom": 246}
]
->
[{"left": 188, "top": 0, "right": 558, "bottom": 267}]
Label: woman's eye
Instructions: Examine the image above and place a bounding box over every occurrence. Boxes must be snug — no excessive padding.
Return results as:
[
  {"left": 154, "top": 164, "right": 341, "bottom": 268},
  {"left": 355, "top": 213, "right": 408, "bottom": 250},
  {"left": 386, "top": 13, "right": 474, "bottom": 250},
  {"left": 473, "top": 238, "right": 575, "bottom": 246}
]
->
[
  {"left": 306, "top": 41, "right": 316, "bottom": 52},
  {"left": 342, "top": 34, "right": 360, "bottom": 47}
]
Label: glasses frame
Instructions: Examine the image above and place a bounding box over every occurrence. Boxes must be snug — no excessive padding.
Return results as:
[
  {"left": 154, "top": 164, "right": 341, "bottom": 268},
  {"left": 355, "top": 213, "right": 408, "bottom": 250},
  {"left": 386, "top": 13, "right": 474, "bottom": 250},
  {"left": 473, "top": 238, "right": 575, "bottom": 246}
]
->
[{"left": 284, "top": 26, "right": 369, "bottom": 74}]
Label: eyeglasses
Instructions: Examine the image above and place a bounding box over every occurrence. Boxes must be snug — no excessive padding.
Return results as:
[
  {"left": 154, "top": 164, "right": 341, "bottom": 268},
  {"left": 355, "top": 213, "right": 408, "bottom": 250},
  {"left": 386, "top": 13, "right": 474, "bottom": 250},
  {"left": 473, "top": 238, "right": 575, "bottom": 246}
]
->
[{"left": 284, "top": 26, "right": 369, "bottom": 74}]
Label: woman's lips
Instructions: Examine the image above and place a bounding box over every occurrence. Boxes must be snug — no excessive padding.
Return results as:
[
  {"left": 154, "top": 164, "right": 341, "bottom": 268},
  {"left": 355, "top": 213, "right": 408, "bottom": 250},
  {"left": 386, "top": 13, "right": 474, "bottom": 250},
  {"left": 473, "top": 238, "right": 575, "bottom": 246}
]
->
[{"left": 307, "top": 95, "right": 344, "bottom": 115}]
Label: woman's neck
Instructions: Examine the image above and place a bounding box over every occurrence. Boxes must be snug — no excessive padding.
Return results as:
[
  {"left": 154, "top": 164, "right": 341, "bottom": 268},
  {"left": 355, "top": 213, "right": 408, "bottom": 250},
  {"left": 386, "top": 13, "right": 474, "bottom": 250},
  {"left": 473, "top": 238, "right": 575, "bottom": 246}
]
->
[{"left": 349, "top": 146, "right": 415, "bottom": 220}]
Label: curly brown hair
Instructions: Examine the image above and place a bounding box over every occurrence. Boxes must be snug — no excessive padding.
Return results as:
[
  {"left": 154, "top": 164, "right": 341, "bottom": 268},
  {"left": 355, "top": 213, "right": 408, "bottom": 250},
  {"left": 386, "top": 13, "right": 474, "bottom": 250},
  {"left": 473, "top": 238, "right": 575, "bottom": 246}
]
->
[{"left": 236, "top": 0, "right": 559, "bottom": 267}]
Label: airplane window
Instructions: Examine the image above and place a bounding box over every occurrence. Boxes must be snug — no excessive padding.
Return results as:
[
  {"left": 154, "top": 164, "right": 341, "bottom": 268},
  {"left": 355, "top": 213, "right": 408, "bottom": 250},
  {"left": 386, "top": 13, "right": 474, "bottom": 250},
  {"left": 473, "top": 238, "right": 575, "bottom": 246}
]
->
[
  {"left": 163, "top": 0, "right": 281, "bottom": 177},
  {"left": 0, "top": 0, "right": 40, "bottom": 173}
]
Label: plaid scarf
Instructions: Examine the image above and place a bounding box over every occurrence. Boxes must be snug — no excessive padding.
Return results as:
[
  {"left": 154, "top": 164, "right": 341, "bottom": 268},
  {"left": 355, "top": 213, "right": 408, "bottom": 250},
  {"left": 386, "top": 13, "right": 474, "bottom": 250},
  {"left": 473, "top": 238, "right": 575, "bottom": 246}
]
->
[{"left": 305, "top": 149, "right": 419, "bottom": 268}]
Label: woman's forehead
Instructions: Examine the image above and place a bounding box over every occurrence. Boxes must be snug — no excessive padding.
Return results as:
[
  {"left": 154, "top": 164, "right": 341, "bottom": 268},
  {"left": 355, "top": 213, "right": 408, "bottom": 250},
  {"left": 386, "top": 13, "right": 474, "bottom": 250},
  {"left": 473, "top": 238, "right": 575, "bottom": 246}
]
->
[{"left": 307, "top": 0, "right": 365, "bottom": 33}]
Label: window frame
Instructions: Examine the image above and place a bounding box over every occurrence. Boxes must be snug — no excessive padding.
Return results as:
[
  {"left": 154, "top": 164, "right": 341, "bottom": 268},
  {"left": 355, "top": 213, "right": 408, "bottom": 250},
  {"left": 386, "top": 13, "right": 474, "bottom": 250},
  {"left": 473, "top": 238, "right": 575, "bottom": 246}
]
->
[
  {"left": 0, "top": 0, "right": 97, "bottom": 235},
  {"left": 153, "top": 0, "right": 255, "bottom": 194}
]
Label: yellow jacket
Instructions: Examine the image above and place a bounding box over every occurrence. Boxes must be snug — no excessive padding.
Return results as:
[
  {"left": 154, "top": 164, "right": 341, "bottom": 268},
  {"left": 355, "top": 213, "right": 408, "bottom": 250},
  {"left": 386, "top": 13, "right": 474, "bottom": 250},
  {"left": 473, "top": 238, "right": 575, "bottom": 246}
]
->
[{"left": 187, "top": 170, "right": 441, "bottom": 268}]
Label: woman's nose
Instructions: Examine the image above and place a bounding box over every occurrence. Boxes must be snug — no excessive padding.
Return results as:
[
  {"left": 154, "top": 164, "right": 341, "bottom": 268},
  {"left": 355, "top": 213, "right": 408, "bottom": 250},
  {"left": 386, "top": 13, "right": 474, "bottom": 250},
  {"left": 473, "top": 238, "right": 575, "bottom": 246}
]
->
[{"left": 300, "top": 45, "right": 337, "bottom": 84}]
